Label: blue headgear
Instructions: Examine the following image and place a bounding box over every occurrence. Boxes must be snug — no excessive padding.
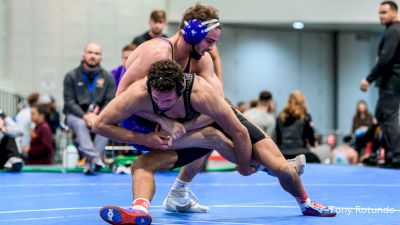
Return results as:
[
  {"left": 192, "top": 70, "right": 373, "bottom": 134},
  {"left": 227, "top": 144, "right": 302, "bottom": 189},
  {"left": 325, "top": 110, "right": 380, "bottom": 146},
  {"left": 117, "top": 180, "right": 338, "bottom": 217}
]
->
[{"left": 181, "top": 19, "right": 220, "bottom": 45}]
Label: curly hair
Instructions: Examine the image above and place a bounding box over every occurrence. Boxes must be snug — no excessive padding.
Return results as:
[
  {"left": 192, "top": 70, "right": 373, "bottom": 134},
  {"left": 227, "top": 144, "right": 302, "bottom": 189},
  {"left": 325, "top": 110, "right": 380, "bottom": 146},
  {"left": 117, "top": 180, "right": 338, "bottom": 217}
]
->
[
  {"left": 180, "top": 3, "right": 220, "bottom": 29},
  {"left": 279, "top": 91, "right": 308, "bottom": 122},
  {"left": 147, "top": 59, "right": 183, "bottom": 93}
]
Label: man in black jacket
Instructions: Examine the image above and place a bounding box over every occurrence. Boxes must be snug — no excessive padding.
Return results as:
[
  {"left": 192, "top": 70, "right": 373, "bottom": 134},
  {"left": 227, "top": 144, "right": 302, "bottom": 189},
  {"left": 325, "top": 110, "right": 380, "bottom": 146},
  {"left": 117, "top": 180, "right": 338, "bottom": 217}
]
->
[
  {"left": 360, "top": 1, "right": 400, "bottom": 167},
  {"left": 63, "top": 42, "right": 115, "bottom": 174},
  {"left": 131, "top": 10, "right": 168, "bottom": 47}
]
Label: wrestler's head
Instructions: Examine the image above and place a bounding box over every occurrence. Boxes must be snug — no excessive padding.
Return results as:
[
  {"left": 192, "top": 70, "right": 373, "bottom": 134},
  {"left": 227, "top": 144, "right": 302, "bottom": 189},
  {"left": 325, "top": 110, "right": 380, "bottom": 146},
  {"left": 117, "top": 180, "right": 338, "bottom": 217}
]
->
[
  {"left": 147, "top": 60, "right": 184, "bottom": 112},
  {"left": 180, "top": 4, "right": 221, "bottom": 59}
]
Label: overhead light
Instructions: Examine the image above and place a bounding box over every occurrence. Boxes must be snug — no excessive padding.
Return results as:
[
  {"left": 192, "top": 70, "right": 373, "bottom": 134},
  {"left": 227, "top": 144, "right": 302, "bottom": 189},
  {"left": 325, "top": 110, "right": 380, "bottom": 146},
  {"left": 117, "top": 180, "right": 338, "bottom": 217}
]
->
[{"left": 292, "top": 22, "right": 304, "bottom": 30}]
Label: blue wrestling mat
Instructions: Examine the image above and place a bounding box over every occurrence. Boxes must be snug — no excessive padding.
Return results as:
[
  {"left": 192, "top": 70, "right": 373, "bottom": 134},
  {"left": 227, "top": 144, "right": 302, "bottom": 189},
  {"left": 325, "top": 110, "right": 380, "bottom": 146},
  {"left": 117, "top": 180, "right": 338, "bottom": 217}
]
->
[{"left": 0, "top": 164, "right": 399, "bottom": 225}]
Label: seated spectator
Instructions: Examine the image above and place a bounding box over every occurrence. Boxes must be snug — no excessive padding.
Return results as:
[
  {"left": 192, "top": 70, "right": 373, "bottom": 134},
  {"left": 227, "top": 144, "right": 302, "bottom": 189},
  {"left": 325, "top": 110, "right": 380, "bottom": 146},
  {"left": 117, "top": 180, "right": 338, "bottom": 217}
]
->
[
  {"left": 23, "top": 104, "right": 55, "bottom": 165},
  {"left": 0, "top": 109, "right": 24, "bottom": 171},
  {"left": 63, "top": 42, "right": 114, "bottom": 174},
  {"left": 276, "top": 91, "right": 320, "bottom": 163},
  {"left": 244, "top": 90, "right": 276, "bottom": 138},
  {"left": 268, "top": 99, "right": 277, "bottom": 116},
  {"left": 352, "top": 100, "right": 373, "bottom": 135},
  {"left": 39, "top": 94, "right": 60, "bottom": 135},
  {"left": 331, "top": 135, "right": 358, "bottom": 165},
  {"left": 111, "top": 44, "right": 136, "bottom": 90},
  {"left": 15, "top": 92, "right": 39, "bottom": 152},
  {"left": 236, "top": 101, "right": 249, "bottom": 113},
  {"left": 249, "top": 99, "right": 258, "bottom": 109}
]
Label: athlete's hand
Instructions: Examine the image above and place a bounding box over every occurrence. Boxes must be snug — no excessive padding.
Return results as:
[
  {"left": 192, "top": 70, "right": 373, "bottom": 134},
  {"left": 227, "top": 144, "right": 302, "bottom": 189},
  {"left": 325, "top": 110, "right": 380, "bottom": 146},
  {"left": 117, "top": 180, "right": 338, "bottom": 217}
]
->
[
  {"left": 236, "top": 162, "right": 257, "bottom": 176},
  {"left": 142, "top": 132, "right": 170, "bottom": 150},
  {"left": 159, "top": 117, "right": 186, "bottom": 140},
  {"left": 249, "top": 158, "right": 261, "bottom": 171},
  {"left": 360, "top": 79, "right": 369, "bottom": 92}
]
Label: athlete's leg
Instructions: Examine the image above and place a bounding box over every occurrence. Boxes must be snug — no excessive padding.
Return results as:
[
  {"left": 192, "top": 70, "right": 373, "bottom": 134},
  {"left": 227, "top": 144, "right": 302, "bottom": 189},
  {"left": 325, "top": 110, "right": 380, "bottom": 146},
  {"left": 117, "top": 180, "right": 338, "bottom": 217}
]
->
[
  {"left": 131, "top": 150, "right": 178, "bottom": 201},
  {"left": 100, "top": 150, "right": 178, "bottom": 225},
  {"left": 252, "top": 137, "right": 336, "bottom": 217},
  {"left": 163, "top": 127, "right": 305, "bottom": 213}
]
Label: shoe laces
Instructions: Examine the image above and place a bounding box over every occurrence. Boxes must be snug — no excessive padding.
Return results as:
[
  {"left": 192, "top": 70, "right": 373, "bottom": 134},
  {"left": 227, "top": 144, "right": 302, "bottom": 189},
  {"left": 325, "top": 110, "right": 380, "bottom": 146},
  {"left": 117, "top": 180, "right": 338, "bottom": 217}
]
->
[
  {"left": 169, "top": 189, "right": 199, "bottom": 206},
  {"left": 310, "top": 201, "right": 327, "bottom": 210}
]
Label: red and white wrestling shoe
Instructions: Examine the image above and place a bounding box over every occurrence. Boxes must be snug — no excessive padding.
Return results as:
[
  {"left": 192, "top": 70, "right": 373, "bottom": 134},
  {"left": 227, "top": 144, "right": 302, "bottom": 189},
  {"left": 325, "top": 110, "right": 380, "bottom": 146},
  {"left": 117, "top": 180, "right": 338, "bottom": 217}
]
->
[
  {"left": 300, "top": 200, "right": 337, "bottom": 217},
  {"left": 99, "top": 206, "right": 152, "bottom": 225}
]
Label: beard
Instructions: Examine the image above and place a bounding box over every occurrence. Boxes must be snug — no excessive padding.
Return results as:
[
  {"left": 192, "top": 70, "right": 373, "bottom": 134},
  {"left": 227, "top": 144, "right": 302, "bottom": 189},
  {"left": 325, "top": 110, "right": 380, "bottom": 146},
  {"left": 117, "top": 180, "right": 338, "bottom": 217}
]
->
[
  {"left": 191, "top": 45, "right": 203, "bottom": 60},
  {"left": 84, "top": 60, "right": 100, "bottom": 68},
  {"left": 151, "top": 28, "right": 162, "bottom": 36}
]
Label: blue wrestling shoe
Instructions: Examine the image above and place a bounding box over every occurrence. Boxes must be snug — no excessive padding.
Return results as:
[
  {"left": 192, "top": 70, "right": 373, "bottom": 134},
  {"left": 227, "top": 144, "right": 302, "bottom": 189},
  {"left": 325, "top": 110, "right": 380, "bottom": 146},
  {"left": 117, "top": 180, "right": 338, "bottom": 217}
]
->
[
  {"left": 99, "top": 206, "right": 152, "bottom": 225},
  {"left": 300, "top": 201, "right": 336, "bottom": 217}
]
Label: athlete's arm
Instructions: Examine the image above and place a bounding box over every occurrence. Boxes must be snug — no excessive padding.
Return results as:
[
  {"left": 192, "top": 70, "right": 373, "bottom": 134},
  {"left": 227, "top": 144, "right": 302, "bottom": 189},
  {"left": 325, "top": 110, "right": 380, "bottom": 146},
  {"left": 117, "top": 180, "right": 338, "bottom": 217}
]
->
[
  {"left": 93, "top": 85, "right": 169, "bottom": 149},
  {"left": 182, "top": 114, "right": 213, "bottom": 131},
  {"left": 135, "top": 111, "right": 186, "bottom": 140},
  {"left": 196, "top": 53, "right": 224, "bottom": 96},
  {"left": 191, "top": 79, "right": 254, "bottom": 176}
]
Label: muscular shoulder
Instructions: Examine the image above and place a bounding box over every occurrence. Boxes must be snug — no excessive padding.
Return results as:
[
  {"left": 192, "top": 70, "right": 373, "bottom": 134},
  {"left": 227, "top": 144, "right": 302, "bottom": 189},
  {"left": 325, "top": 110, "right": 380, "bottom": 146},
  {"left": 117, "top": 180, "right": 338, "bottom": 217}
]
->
[
  {"left": 126, "top": 39, "right": 172, "bottom": 66},
  {"left": 119, "top": 79, "right": 152, "bottom": 111},
  {"left": 118, "top": 40, "right": 173, "bottom": 95},
  {"left": 190, "top": 75, "right": 216, "bottom": 105}
]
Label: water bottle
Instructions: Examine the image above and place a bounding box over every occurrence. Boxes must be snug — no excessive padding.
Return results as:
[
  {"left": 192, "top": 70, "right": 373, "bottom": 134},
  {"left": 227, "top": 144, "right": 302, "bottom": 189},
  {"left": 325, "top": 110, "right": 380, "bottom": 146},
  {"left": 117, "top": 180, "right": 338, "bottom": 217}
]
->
[{"left": 63, "top": 144, "right": 79, "bottom": 168}]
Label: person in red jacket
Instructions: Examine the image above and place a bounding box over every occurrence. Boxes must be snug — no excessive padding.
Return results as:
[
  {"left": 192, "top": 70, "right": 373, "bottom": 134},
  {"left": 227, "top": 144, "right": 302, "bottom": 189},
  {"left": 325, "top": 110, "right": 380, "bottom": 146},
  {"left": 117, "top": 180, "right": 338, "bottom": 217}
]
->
[{"left": 23, "top": 104, "right": 55, "bottom": 164}]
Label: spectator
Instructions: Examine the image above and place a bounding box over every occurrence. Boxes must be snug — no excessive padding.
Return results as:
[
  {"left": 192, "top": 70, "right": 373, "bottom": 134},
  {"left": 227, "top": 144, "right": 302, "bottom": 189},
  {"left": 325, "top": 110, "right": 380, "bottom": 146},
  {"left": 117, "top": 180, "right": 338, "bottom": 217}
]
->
[
  {"left": 131, "top": 10, "right": 168, "bottom": 47},
  {"left": 352, "top": 100, "right": 373, "bottom": 134},
  {"left": 39, "top": 94, "right": 60, "bottom": 135},
  {"left": 244, "top": 90, "right": 276, "bottom": 137},
  {"left": 0, "top": 109, "right": 24, "bottom": 171},
  {"left": 269, "top": 99, "right": 277, "bottom": 116},
  {"left": 15, "top": 92, "right": 39, "bottom": 152},
  {"left": 111, "top": 44, "right": 136, "bottom": 90},
  {"left": 249, "top": 99, "right": 258, "bottom": 109},
  {"left": 63, "top": 42, "right": 115, "bottom": 174},
  {"left": 236, "top": 101, "right": 249, "bottom": 113},
  {"left": 331, "top": 135, "right": 358, "bottom": 165},
  {"left": 24, "top": 104, "right": 55, "bottom": 165},
  {"left": 276, "top": 91, "right": 320, "bottom": 163}
]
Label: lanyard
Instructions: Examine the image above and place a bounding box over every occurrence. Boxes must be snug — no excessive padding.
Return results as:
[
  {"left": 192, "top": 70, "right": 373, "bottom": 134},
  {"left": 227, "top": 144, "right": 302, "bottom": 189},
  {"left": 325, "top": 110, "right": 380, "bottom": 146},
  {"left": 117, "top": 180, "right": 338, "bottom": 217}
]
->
[{"left": 81, "top": 72, "right": 99, "bottom": 102}]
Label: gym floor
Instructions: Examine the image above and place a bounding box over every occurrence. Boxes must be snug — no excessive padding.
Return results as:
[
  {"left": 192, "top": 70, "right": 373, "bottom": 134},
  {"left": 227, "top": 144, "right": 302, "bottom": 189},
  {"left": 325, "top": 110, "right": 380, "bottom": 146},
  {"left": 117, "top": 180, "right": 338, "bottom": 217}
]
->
[{"left": 1, "top": 164, "right": 399, "bottom": 225}]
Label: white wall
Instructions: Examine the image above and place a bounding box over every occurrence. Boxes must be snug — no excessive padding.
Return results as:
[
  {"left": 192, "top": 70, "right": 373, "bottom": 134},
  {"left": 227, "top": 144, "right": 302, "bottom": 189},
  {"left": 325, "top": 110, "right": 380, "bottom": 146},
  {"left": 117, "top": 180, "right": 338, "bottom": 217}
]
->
[
  {"left": 337, "top": 32, "right": 380, "bottom": 134},
  {"left": 0, "top": 0, "right": 4, "bottom": 84},
  {"left": 0, "top": 0, "right": 168, "bottom": 103},
  {"left": 0, "top": 0, "right": 384, "bottom": 134},
  {"left": 216, "top": 26, "right": 334, "bottom": 132},
  {"left": 167, "top": 0, "right": 389, "bottom": 24}
]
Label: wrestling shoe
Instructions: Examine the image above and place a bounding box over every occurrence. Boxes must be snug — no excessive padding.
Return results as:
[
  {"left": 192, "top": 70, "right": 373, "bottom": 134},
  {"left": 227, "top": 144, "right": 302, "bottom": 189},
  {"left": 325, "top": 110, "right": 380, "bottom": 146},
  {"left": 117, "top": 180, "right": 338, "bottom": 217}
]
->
[
  {"left": 99, "top": 206, "right": 152, "bottom": 225},
  {"left": 264, "top": 154, "right": 306, "bottom": 176},
  {"left": 163, "top": 188, "right": 209, "bottom": 213},
  {"left": 300, "top": 200, "right": 337, "bottom": 217}
]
